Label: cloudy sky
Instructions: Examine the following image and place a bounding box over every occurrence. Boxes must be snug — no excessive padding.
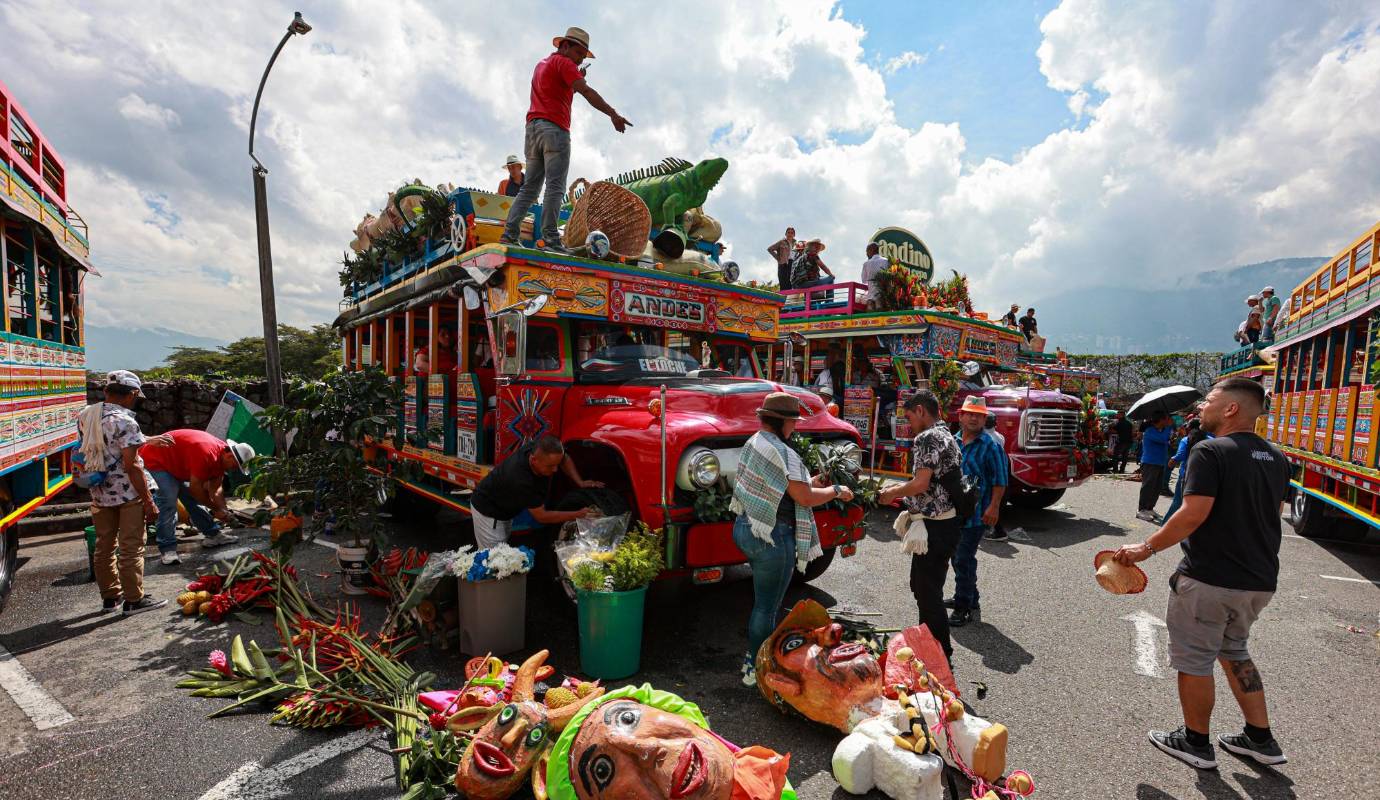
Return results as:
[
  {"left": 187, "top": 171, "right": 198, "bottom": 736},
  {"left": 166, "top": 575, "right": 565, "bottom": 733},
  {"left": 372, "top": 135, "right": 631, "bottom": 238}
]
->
[{"left": 3, "top": 0, "right": 1379, "bottom": 345}]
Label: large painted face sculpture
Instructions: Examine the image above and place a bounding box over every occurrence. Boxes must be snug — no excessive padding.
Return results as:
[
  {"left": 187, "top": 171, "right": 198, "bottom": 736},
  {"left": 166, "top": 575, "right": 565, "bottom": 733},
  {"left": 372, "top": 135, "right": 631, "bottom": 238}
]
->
[
  {"left": 755, "top": 600, "right": 883, "bottom": 733},
  {"left": 455, "top": 650, "right": 603, "bottom": 800},
  {"left": 568, "top": 699, "right": 735, "bottom": 800}
]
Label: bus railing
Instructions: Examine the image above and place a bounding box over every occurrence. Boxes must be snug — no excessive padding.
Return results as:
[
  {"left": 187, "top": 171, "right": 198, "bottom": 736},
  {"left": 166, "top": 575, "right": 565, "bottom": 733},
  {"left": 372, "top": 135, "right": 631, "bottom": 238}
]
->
[{"left": 780, "top": 281, "right": 868, "bottom": 318}]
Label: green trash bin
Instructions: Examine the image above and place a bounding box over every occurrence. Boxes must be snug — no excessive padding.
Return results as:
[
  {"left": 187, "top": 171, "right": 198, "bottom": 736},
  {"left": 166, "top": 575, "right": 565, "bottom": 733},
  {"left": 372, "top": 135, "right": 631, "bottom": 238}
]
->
[{"left": 577, "top": 586, "right": 647, "bottom": 680}]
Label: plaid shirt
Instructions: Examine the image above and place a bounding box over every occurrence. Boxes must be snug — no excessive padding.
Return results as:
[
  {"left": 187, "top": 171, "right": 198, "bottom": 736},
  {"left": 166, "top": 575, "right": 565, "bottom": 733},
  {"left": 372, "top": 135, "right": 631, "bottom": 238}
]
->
[
  {"left": 960, "top": 431, "right": 1008, "bottom": 527},
  {"left": 730, "top": 431, "right": 822, "bottom": 567}
]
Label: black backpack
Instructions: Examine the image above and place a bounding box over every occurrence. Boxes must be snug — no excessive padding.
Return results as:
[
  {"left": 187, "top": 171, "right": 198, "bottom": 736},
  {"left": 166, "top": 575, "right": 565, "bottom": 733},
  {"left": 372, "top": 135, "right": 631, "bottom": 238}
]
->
[{"left": 938, "top": 462, "right": 981, "bottom": 522}]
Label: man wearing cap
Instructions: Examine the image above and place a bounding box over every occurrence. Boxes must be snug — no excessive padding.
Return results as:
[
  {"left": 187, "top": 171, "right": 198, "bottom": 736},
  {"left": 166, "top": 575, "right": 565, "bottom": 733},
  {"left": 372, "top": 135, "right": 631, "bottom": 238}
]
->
[
  {"left": 500, "top": 26, "right": 632, "bottom": 252},
  {"left": 945, "top": 396, "right": 1007, "bottom": 627},
  {"left": 141, "top": 429, "right": 254, "bottom": 564},
  {"left": 496, "top": 155, "right": 525, "bottom": 197},
  {"left": 767, "top": 227, "right": 797, "bottom": 290},
  {"left": 1244, "top": 295, "right": 1263, "bottom": 345},
  {"left": 878, "top": 390, "right": 963, "bottom": 663},
  {"left": 85, "top": 371, "right": 166, "bottom": 615},
  {"left": 1113, "top": 377, "right": 1291, "bottom": 770},
  {"left": 1259, "top": 286, "right": 1281, "bottom": 343}
]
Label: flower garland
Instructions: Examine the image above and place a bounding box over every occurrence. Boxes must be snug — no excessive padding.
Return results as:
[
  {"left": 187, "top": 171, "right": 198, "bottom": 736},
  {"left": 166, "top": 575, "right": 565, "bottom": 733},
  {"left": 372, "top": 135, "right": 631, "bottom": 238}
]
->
[
  {"left": 1071, "top": 394, "right": 1108, "bottom": 473},
  {"left": 873, "top": 262, "right": 975, "bottom": 314},
  {"left": 928, "top": 359, "right": 966, "bottom": 412},
  {"left": 448, "top": 544, "right": 535, "bottom": 583}
]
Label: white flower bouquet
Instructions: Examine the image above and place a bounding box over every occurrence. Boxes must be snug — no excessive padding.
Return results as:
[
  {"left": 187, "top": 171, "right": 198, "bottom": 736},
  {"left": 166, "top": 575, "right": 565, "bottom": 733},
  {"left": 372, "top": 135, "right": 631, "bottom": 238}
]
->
[{"left": 449, "top": 543, "right": 535, "bottom": 583}]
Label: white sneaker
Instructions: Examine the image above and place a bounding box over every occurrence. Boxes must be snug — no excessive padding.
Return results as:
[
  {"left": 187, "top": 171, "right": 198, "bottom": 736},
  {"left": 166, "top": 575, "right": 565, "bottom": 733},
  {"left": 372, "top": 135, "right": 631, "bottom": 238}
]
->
[
  {"left": 200, "top": 531, "right": 239, "bottom": 548},
  {"left": 1135, "top": 510, "right": 1156, "bottom": 521},
  {"left": 160, "top": 551, "right": 182, "bottom": 566}
]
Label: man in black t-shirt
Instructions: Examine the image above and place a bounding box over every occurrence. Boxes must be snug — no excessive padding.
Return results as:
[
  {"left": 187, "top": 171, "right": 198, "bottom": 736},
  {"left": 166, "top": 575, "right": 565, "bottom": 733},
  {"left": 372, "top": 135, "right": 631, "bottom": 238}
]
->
[
  {"left": 469, "top": 435, "right": 601, "bottom": 548},
  {"left": 1114, "top": 378, "right": 1290, "bottom": 770},
  {"left": 1111, "top": 411, "right": 1134, "bottom": 473}
]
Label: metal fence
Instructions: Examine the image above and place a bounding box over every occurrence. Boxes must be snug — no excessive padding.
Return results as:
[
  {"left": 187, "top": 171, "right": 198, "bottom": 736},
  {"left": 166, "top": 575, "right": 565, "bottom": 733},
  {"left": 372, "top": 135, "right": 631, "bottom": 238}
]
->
[{"left": 1071, "top": 353, "right": 1224, "bottom": 400}]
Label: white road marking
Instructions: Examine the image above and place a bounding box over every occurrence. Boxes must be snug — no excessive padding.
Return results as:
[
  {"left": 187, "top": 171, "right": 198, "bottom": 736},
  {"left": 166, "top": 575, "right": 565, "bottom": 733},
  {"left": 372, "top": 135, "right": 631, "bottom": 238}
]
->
[
  {"left": 1320, "top": 574, "right": 1380, "bottom": 586},
  {"left": 207, "top": 546, "right": 254, "bottom": 561},
  {"left": 0, "top": 642, "right": 74, "bottom": 730},
  {"left": 310, "top": 537, "right": 340, "bottom": 551},
  {"left": 197, "top": 727, "right": 379, "bottom": 800},
  {"left": 1121, "top": 610, "right": 1169, "bottom": 679}
]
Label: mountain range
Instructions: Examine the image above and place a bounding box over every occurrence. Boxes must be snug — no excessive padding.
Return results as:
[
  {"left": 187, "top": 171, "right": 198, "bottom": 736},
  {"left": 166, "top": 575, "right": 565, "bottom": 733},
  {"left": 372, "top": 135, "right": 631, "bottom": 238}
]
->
[
  {"left": 1028, "top": 257, "right": 1326, "bottom": 354},
  {"left": 84, "top": 325, "right": 226, "bottom": 372}
]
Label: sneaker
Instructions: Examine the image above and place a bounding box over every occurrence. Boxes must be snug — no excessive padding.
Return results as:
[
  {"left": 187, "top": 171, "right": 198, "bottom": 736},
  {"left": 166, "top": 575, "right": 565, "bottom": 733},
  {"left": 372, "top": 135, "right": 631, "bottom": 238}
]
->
[
  {"left": 943, "top": 596, "right": 957, "bottom": 609},
  {"left": 948, "top": 608, "right": 980, "bottom": 628},
  {"left": 1217, "top": 732, "right": 1287, "bottom": 766},
  {"left": 540, "top": 242, "right": 572, "bottom": 255},
  {"left": 498, "top": 235, "right": 519, "bottom": 246},
  {"left": 1148, "top": 727, "right": 1217, "bottom": 769},
  {"left": 740, "top": 652, "right": 757, "bottom": 688},
  {"left": 123, "top": 595, "right": 169, "bottom": 616},
  {"left": 160, "top": 551, "right": 182, "bottom": 566},
  {"left": 985, "top": 528, "right": 1008, "bottom": 541},
  {"left": 200, "top": 531, "right": 239, "bottom": 548},
  {"left": 1135, "top": 510, "right": 1156, "bottom": 521},
  {"left": 101, "top": 596, "right": 123, "bottom": 613}
]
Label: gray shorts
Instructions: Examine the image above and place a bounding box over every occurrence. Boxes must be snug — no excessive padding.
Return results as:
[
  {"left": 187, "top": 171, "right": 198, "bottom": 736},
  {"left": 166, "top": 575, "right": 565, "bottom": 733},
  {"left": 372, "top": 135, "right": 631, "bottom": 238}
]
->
[{"left": 1166, "top": 573, "right": 1273, "bottom": 676}]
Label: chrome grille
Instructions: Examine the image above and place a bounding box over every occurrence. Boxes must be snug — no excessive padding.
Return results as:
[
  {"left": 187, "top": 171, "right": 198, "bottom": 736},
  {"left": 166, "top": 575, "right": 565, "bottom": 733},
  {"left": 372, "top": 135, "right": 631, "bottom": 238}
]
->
[{"left": 1020, "top": 409, "right": 1080, "bottom": 450}]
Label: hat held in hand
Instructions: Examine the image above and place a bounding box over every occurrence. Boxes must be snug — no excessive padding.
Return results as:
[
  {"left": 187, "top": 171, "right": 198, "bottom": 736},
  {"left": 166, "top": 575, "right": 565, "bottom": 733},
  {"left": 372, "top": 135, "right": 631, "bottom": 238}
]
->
[{"left": 1093, "top": 550, "right": 1148, "bottom": 595}]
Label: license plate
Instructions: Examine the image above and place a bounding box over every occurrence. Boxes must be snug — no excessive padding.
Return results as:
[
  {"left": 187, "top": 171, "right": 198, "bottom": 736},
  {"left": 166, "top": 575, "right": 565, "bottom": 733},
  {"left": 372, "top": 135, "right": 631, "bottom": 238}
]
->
[{"left": 1066, "top": 464, "right": 1078, "bottom": 477}]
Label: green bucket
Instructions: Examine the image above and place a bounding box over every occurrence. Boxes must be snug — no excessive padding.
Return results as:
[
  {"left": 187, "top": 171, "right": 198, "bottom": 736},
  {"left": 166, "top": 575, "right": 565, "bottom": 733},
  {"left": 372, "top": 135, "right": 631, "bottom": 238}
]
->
[
  {"left": 85, "top": 523, "right": 161, "bottom": 581},
  {"left": 577, "top": 586, "right": 647, "bottom": 680}
]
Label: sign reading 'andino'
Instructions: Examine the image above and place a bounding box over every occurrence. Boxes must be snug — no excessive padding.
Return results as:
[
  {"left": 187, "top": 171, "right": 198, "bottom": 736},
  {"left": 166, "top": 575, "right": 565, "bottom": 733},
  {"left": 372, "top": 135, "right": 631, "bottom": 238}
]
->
[{"left": 869, "top": 227, "right": 934, "bottom": 283}]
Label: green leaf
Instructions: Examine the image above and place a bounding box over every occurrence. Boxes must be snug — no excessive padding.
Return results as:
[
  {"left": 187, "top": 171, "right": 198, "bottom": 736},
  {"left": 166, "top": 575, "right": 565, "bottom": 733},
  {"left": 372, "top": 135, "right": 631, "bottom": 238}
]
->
[{"left": 233, "top": 611, "right": 261, "bottom": 625}]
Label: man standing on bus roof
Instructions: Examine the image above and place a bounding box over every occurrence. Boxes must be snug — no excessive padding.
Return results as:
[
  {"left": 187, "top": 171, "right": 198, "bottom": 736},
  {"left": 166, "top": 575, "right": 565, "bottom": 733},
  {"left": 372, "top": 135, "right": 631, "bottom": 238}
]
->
[
  {"left": 1259, "top": 286, "right": 1281, "bottom": 343},
  {"left": 860, "top": 242, "right": 888, "bottom": 309},
  {"left": 767, "top": 227, "right": 797, "bottom": 290},
  {"left": 497, "top": 155, "right": 526, "bottom": 197},
  {"left": 468, "top": 435, "right": 603, "bottom": 548},
  {"left": 500, "top": 27, "right": 632, "bottom": 253}
]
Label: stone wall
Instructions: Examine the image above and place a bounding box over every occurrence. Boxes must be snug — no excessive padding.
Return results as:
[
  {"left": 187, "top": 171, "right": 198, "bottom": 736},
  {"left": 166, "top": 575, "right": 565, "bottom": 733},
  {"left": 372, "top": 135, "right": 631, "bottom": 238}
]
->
[{"left": 86, "top": 378, "right": 270, "bottom": 435}]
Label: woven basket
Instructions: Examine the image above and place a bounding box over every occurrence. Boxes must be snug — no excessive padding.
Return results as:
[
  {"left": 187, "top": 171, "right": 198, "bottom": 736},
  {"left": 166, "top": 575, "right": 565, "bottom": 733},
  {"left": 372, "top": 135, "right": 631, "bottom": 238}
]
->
[{"left": 562, "top": 179, "right": 652, "bottom": 259}]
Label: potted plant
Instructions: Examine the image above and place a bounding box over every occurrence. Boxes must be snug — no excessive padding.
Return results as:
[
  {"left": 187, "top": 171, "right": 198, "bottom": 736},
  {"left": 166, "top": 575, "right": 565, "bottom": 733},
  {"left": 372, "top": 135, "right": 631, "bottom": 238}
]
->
[
  {"left": 241, "top": 367, "right": 401, "bottom": 595},
  {"left": 448, "top": 543, "right": 535, "bottom": 656},
  {"left": 568, "top": 523, "right": 664, "bottom": 679}
]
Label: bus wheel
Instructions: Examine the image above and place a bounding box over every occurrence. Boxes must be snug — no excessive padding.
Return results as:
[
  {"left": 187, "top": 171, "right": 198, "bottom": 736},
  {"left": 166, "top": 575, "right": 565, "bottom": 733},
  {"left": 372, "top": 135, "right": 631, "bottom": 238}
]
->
[
  {"left": 1291, "top": 494, "right": 1371, "bottom": 542},
  {"left": 793, "top": 547, "right": 836, "bottom": 584},
  {"left": 0, "top": 527, "right": 17, "bottom": 614},
  {"left": 1009, "top": 488, "right": 1066, "bottom": 510}
]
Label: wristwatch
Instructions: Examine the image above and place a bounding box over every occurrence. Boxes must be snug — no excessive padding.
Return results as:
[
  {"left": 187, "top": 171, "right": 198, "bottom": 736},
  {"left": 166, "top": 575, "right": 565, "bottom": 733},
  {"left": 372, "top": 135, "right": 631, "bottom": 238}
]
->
[
  {"left": 1144, "top": 541, "right": 1157, "bottom": 556},
  {"left": 832, "top": 484, "right": 842, "bottom": 498}
]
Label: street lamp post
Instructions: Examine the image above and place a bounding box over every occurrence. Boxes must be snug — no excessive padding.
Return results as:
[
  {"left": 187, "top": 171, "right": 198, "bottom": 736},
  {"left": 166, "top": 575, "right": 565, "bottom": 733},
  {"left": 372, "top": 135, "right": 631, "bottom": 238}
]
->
[{"left": 249, "top": 11, "right": 312, "bottom": 408}]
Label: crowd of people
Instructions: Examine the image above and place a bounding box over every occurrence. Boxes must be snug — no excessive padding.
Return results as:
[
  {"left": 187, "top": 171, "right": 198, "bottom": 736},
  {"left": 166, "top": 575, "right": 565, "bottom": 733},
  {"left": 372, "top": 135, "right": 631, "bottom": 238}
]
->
[{"left": 1235, "top": 286, "right": 1284, "bottom": 346}]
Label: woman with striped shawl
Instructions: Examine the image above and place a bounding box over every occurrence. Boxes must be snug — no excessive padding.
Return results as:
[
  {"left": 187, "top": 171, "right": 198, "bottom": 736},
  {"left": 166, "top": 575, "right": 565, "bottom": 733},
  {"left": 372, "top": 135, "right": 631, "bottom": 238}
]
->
[{"left": 731, "top": 392, "right": 853, "bottom": 686}]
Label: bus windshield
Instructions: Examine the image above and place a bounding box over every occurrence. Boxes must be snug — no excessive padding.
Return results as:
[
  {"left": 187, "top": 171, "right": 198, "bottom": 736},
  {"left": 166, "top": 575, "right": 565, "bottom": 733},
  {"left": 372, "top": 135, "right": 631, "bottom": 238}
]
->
[{"left": 575, "top": 324, "right": 701, "bottom": 383}]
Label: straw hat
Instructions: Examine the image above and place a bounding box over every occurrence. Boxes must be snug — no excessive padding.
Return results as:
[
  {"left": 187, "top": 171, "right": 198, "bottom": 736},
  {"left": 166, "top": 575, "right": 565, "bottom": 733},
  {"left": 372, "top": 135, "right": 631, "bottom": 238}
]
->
[
  {"left": 757, "top": 392, "right": 802, "bottom": 419},
  {"left": 553, "top": 26, "right": 594, "bottom": 57},
  {"left": 502, "top": 154, "right": 522, "bottom": 168},
  {"left": 805, "top": 238, "right": 826, "bottom": 252},
  {"left": 1093, "top": 550, "right": 1148, "bottom": 595}
]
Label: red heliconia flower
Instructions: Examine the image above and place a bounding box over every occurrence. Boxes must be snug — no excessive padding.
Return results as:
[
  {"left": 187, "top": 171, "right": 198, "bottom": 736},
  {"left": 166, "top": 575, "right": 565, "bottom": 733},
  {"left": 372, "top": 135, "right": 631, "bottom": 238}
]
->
[
  {"left": 428, "top": 712, "right": 447, "bottom": 730},
  {"left": 209, "top": 649, "right": 233, "bottom": 677}
]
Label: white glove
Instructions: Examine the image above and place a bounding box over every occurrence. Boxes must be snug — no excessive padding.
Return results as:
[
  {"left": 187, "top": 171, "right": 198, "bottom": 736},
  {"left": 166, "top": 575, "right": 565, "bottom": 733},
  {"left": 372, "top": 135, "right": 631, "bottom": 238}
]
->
[{"left": 900, "top": 516, "right": 929, "bottom": 556}]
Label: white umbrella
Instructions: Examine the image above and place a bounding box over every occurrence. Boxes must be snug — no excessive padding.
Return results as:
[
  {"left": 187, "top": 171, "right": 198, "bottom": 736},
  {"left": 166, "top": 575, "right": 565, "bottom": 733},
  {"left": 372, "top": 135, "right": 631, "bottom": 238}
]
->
[{"left": 1126, "top": 385, "right": 1203, "bottom": 421}]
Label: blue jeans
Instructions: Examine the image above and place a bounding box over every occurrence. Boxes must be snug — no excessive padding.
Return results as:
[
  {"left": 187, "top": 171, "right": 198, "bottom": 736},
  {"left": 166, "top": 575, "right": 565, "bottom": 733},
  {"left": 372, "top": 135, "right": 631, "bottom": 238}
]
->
[
  {"left": 794, "top": 275, "right": 835, "bottom": 302},
  {"left": 1164, "top": 465, "right": 1187, "bottom": 520},
  {"left": 150, "top": 470, "right": 221, "bottom": 554},
  {"left": 951, "top": 524, "right": 985, "bottom": 610},
  {"left": 503, "top": 119, "right": 571, "bottom": 245},
  {"left": 733, "top": 514, "right": 797, "bottom": 657}
]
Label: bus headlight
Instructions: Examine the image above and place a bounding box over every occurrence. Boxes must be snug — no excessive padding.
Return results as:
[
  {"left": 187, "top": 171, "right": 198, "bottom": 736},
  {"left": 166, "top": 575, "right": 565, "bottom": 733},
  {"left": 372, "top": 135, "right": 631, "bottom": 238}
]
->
[{"left": 687, "top": 449, "right": 721, "bottom": 488}]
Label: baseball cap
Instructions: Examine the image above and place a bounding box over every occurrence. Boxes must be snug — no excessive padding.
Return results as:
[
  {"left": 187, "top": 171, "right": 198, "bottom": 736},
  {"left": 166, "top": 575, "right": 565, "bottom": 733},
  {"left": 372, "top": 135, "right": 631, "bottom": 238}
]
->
[{"left": 106, "top": 370, "right": 143, "bottom": 396}]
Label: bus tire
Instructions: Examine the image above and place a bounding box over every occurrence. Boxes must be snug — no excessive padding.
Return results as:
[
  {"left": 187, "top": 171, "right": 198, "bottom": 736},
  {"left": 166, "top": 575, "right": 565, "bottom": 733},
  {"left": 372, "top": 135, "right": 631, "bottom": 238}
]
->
[
  {"left": 0, "top": 527, "right": 17, "bottom": 615},
  {"left": 1009, "top": 488, "right": 1066, "bottom": 510},
  {"left": 1291, "top": 493, "right": 1371, "bottom": 542},
  {"left": 793, "top": 547, "right": 836, "bottom": 584}
]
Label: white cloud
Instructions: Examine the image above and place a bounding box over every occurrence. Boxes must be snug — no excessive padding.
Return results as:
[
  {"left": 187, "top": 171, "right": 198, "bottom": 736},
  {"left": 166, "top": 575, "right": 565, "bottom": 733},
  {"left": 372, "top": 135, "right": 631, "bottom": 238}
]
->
[
  {"left": 115, "top": 93, "right": 180, "bottom": 128},
  {"left": 883, "top": 50, "right": 927, "bottom": 75},
  {"left": 2, "top": 0, "right": 1379, "bottom": 353}
]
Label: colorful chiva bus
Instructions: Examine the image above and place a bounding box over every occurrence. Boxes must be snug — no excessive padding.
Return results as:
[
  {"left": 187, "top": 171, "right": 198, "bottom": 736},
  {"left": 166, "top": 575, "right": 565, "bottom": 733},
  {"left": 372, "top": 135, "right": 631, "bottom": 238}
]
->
[
  {"left": 334, "top": 188, "right": 864, "bottom": 585},
  {"left": 0, "top": 80, "right": 92, "bottom": 610},
  {"left": 1265, "top": 219, "right": 1380, "bottom": 542},
  {"left": 776, "top": 282, "right": 1094, "bottom": 509}
]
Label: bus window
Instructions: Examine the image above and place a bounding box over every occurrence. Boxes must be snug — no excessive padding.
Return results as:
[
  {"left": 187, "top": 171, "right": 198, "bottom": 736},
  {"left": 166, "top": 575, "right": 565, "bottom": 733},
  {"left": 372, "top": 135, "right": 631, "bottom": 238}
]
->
[
  {"left": 527, "top": 323, "right": 562, "bottom": 372},
  {"left": 574, "top": 322, "right": 699, "bottom": 383},
  {"left": 715, "top": 343, "right": 754, "bottom": 377},
  {"left": 1302, "top": 281, "right": 1315, "bottom": 307},
  {"left": 1357, "top": 238, "right": 1373, "bottom": 274},
  {"left": 1334, "top": 258, "right": 1349, "bottom": 287}
]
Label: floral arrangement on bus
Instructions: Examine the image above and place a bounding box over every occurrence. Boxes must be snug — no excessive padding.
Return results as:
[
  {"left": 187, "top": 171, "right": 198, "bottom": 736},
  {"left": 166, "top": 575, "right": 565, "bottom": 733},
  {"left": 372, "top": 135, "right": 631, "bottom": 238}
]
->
[{"left": 1071, "top": 393, "right": 1108, "bottom": 473}]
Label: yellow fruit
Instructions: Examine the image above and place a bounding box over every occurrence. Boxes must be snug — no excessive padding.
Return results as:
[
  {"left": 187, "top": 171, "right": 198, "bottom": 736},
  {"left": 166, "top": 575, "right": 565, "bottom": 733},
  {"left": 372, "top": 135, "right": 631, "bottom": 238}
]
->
[
  {"left": 575, "top": 682, "right": 596, "bottom": 698},
  {"left": 895, "top": 646, "right": 914, "bottom": 663},
  {"left": 182, "top": 600, "right": 198, "bottom": 616},
  {"left": 176, "top": 592, "right": 197, "bottom": 605},
  {"left": 947, "top": 700, "right": 965, "bottom": 721},
  {"left": 198, "top": 601, "right": 212, "bottom": 615},
  {"left": 891, "top": 735, "right": 915, "bottom": 752},
  {"left": 1007, "top": 773, "right": 1033, "bottom": 794},
  {"left": 194, "top": 591, "right": 212, "bottom": 603},
  {"left": 544, "top": 687, "right": 577, "bottom": 709}
]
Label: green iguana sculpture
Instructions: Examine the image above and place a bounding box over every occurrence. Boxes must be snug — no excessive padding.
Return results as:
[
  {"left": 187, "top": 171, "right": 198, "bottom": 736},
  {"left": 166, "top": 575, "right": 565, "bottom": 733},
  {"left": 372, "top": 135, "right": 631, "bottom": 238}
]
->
[{"left": 609, "top": 157, "right": 728, "bottom": 230}]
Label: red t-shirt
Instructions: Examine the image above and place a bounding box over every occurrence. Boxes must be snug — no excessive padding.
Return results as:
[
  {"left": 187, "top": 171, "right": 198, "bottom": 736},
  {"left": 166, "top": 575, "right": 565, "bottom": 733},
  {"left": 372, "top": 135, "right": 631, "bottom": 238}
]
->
[
  {"left": 141, "top": 429, "right": 227, "bottom": 483},
  {"left": 526, "top": 53, "right": 583, "bottom": 131}
]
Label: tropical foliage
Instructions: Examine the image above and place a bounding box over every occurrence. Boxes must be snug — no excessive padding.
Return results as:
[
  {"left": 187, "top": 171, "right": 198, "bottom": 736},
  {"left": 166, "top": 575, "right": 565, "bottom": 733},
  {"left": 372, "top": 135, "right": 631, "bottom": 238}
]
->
[
  {"left": 339, "top": 186, "right": 453, "bottom": 293},
  {"left": 874, "top": 263, "right": 973, "bottom": 313},
  {"left": 149, "top": 324, "right": 341, "bottom": 381}
]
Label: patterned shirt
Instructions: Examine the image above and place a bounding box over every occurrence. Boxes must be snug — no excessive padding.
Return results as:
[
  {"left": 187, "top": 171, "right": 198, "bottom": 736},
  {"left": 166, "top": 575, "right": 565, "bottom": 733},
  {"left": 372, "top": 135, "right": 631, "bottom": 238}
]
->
[
  {"left": 904, "top": 424, "right": 961, "bottom": 518},
  {"left": 960, "top": 431, "right": 1009, "bottom": 527},
  {"left": 89, "top": 403, "right": 150, "bottom": 508}
]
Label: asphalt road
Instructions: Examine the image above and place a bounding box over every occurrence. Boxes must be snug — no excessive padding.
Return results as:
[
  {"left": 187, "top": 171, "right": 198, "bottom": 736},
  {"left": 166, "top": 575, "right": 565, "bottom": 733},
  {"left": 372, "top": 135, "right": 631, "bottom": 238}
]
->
[{"left": 1, "top": 476, "right": 1377, "bottom": 799}]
